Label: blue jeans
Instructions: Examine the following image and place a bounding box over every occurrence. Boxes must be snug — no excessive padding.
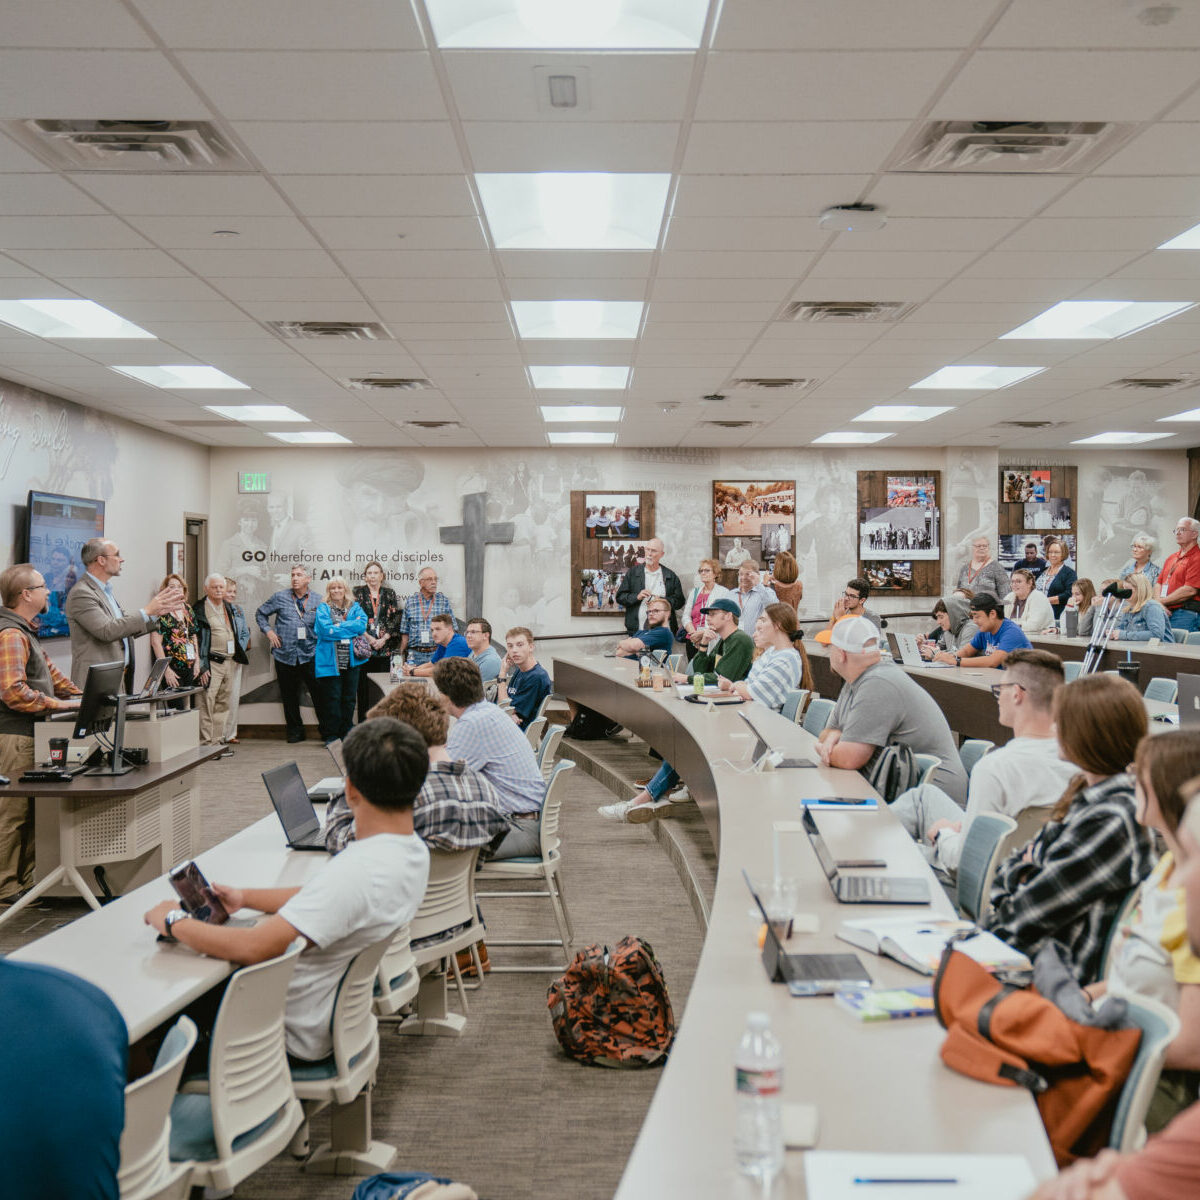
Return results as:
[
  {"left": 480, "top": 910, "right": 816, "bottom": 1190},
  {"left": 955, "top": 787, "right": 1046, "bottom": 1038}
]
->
[
  {"left": 1169, "top": 609, "right": 1200, "bottom": 633},
  {"left": 646, "top": 760, "right": 680, "bottom": 800}
]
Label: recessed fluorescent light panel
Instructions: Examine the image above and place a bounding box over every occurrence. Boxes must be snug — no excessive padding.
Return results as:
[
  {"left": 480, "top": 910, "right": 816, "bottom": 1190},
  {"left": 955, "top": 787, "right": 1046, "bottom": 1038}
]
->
[
  {"left": 110, "top": 364, "right": 248, "bottom": 389},
  {"left": 267, "top": 431, "right": 352, "bottom": 445},
  {"left": 0, "top": 299, "right": 154, "bottom": 339},
  {"left": 1159, "top": 221, "right": 1200, "bottom": 250},
  {"left": 910, "top": 365, "right": 1044, "bottom": 390},
  {"left": 1158, "top": 408, "right": 1200, "bottom": 423},
  {"left": 853, "top": 405, "right": 953, "bottom": 422},
  {"left": 512, "top": 301, "right": 643, "bottom": 340},
  {"left": 426, "top": 0, "right": 709, "bottom": 49},
  {"left": 205, "top": 405, "right": 309, "bottom": 423},
  {"left": 547, "top": 430, "right": 617, "bottom": 445},
  {"left": 530, "top": 365, "right": 630, "bottom": 389},
  {"left": 477, "top": 174, "right": 670, "bottom": 250},
  {"left": 812, "top": 431, "right": 894, "bottom": 445},
  {"left": 540, "top": 406, "right": 624, "bottom": 422},
  {"left": 1000, "top": 301, "right": 1194, "bottom": 340},
  {"left": 1070, "top": 432, "right": 1173, "bottom": 446}
]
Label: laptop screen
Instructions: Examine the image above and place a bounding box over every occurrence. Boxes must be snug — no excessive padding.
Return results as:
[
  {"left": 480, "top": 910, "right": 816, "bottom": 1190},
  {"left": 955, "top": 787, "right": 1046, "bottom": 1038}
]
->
[
  {"left": 262, "top": 762, "right": 320, "bottom": 841},
  {"left": 326, "top": 738, "right": 346, "bottom": 776},
  {"left": 1178, "top": 674, "right": 1200, "bottom": 728},
  {"left": 801, "top": 809, "right": 841, "bottom": 881},
  {"left": 737, "top": 711, "right": 770, "bottom": 761}
]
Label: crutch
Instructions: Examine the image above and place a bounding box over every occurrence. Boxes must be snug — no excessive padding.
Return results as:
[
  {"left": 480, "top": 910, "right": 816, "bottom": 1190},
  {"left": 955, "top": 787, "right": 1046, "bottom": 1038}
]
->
[{"left": 1080, "top": 583, "right": 1131, "bottom": 676}]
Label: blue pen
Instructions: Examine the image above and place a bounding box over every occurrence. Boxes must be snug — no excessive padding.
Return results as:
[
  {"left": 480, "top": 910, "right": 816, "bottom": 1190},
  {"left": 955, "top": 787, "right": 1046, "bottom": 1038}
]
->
[{"left": 853, "top": 1179, "right": 958, "bottom": 1186}]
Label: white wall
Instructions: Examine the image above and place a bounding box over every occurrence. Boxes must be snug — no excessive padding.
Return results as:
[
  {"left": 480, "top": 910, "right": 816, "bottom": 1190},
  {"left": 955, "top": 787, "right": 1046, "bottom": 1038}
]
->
[{"left": 0, "top": 376, "right": 210, "bottom": 673}]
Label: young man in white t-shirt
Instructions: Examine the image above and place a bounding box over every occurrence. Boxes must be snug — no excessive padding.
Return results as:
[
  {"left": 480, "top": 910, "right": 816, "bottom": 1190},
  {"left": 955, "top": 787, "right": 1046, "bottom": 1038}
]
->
[
  {"left": 144, "top": 717, "right": 431, "bottom": 1062},
  {"left": 889, "top": 648, "right": 1077, "bottom": 876}
]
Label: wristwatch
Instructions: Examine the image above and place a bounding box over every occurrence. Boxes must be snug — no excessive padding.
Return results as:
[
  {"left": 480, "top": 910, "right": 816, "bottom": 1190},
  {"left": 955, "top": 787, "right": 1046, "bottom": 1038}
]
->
[
  {"left": 163, "top": 908, "right": 190, "bottom": 941},
  {"left": 954, "top": 654, "right": 961, "bottom": 667}
]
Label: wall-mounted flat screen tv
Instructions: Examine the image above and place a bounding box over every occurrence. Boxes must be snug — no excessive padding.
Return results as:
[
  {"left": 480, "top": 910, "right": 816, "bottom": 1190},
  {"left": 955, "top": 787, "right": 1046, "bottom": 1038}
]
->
[{"left": 24, "top": 490, "right": 105, "bottom": 639}]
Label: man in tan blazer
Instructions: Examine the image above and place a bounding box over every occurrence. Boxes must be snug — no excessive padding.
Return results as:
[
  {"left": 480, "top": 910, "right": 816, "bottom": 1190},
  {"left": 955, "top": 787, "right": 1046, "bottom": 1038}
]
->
[{"left": 64, "top": 538, "right": 183, "bottom": 687}]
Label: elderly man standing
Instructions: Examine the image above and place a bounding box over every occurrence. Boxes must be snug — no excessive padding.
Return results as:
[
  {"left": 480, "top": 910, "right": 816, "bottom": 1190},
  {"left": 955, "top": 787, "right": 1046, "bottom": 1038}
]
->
[
  {"left": 1159, "top": 516, "right": 1200, "bottom": 633},
  {"left": 732, "top": 559, "right": 777, "bottom": 633},
  {"left": 193, "top": 573, "right": 248, "bottom": 755},
  {"left": 0, "top": 564, "right": 81, "bottom": 903},
  {"left": 64, "top": 538, "right": 182, "bottom": 687},
  {"left": 399, "top": 565, "right": 456, "bottom": 669},
  {"left": 256, "top": 564, "right": 320, "bottom": 744},
  {"left": 615, "top": 537, "right": 685, "bottom": 635}
]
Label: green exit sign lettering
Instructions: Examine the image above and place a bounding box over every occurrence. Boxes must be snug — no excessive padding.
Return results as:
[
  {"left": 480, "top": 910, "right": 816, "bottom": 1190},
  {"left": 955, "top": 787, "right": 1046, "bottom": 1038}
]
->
[{"left": 238, "top": 471, "right": 271, "bottom": 494}]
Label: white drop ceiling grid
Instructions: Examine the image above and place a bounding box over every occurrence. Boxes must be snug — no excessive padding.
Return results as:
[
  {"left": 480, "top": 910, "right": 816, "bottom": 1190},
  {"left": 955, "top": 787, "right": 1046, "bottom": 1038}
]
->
[{"left": 0, "top": 1, "right": 1198, "bottom": 448}]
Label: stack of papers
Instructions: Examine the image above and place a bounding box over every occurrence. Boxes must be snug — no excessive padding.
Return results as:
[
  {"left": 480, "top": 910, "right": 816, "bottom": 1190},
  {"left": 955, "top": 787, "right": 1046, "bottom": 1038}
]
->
[
  {"left": 674, "top": 683, "right": 723, "bottom": 698},
  {"left": 805, "top": 1153, "right": 1037, "bottom": 1199},
  {"left": 837, "top": 916, "right": 1030, "bottom": 976}
]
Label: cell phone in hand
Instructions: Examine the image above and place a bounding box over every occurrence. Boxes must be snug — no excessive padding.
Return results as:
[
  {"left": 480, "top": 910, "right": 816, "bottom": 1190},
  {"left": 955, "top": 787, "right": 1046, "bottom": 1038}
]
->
[{"left": 167, "top": 860, "right": 229, "bottom": 924}]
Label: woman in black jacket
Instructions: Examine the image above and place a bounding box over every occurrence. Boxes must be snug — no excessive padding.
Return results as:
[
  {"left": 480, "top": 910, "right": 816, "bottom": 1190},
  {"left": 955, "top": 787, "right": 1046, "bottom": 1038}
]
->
[{"left": 352, "top": 560, "right": 401, "bottom": 721}]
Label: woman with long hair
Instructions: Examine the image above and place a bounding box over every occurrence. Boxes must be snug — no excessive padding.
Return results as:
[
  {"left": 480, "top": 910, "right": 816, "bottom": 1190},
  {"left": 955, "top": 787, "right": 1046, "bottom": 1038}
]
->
[
  {"left": 353, "top": 559, "right": 401, "bottom": 720},
  {"left": 1113, "top": 572, "right": 1175, "bottom": 642},
  {"left": 1035, "top": 537, "right": 1077, "bottom": 617},
  {"left": 149, "top": 573, "right": 198, "bottom": 696},
  {"left": 314, "top": 576, "right": 368, "bottom": 743},
  {"left": 680, "top": 558, "right": 733, "bottom": 657},
  {"left": 720, "top": 602, "right": 812, "bottom": 705},
  {"left": 985, "top": 674, "right": 1158, "bottom": 981},
  {"left": 765, "top": 550, "right": 803, "bottom": 610}
]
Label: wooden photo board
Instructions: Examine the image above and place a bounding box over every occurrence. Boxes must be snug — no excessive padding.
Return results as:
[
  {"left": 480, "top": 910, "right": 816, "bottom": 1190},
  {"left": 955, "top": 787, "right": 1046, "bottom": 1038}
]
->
[
  {"left": 856, "top": 469, "right": 942, "bottom": 595},
  {"left": 997, "top": 465, "right": 1078, "bottom": 576},
  {"left": 570, "top": 491, "right": 656, "bottom": 617}
]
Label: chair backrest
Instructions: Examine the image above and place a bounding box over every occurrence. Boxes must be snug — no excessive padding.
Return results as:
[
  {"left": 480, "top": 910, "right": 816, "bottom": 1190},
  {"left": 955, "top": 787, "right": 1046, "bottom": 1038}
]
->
[
  {"left": 329, "top": 935, "right": 391, "bottom": 1078},
  {"left": 913, "top": 752, "right": 940, "bottom": 786},
  {"left": 208, "top": 940, "right": 304, "bottom": 1161},
  {"left": 1003, "top": 803, "right": 1057, "bottom": 860},
  {"left": 958, "top": 738, "right": 994, "bottom": 778},
  {"left": 409, "top": 847, "right": 480, "bottom": 944},
  {"left": 1144, "top": 676, "right": 1178, "bottom": 703},
  {"left": 533, "top": 692, "right": 554, "bottom": 724},
  {"left": 524, "top": 716, "right": 547, "bottom": 750},
  {"left": 119, "top": 1016, "right": 198, "bottom": 1199},
  {"left": 374, "top": 923, "right": 417, "bottom": 1014},
  {"left": 956, "top": 813, "right": 1018, "bottom": 922},
  {"left": 537, "top": 725, "right": 564, "bottom": 778},
  {"left": 802, "top": 697, "right": 835, "bottom": 736},
  {"left": 1109, "top": 994, "right": 1181, "bottom": 1152},
  {"left": 539, "top": 759, "right": 576, "bottom": 859},
  {"left": 780, "top": 689, "right": 808, "bottom": 724},
  {"left": 1062, "top": 660, "right": 1083, "bottom": 681},
  {"left": 667, "top": 652, "right": 685, "bottom": 675},
  {"left": 1101, "top": 886, "right": 1144, "bottom": 982},
  {"left": 1186, "top": 631, "right": 1200, "bottom": 646}
]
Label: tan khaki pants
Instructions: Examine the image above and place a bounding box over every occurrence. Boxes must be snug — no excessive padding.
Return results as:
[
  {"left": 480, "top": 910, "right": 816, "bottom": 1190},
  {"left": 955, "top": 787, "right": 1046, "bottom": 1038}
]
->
[
  {"left": 0, "top": 733, "right": 35, "bottom": 897},
  {"left": 199, "top": 657, "right": 235, "bottom": 745},
  {"left": 223, "top": 663, "right": 243, "bottom": 741}
]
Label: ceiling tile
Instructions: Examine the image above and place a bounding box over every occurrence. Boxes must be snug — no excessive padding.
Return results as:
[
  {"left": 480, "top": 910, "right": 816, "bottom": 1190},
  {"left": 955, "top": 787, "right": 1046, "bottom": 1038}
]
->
[
  {"left": 0, "top": 175, "right": 106, "bottom": 214},
  {"left": 657, "top": 250, "right": 814, "bottom": 277},
  {"left": 234, "top": 121, "right": 464, "bottom": 174},
  {"left": 205, "top": 277, "right": 366, "bottom": 303},
  {"left": 168, "top": 247, "right": 344, "bottom": 277},
  {"left": 496, "top": 250, "right": 651, "bottom": 279},
  {"left": 335, "top": 250, "right": 495, "bottom": 278},
  {"left": 0, "top": 215, "right": 150, "bottom": 249},
  {"left": 985, "top": 0, "right": 1200, "bottom": 49},
  {"left": 10, "top": 249, "right": 190, "bottom": 277},
  {"left": 997, "top": 217, "right": 1185, "bottom": 253},
  {"left": 664, "top": 216, "right": 828, "bottom": 252},
  {"left": 683, "top": 121, "right": 907, "bottom": 174},
  {"left": 307, "top": 216, "right": 488, "bottom": 251},
  {"left": 672, "top": 174, "right": 874, "bottom": 218},
  {"left": 463, "top": 121, "right": 680, "bottom": 172},
  {"left": 1096, "top": 123, "right": 1200, "bottom": 176},
  {"left": 1042, "top": 176, "right": 1200, "bottom": 217},
  {"left": 807, "top": 251, "right": 976, "bottom": 278},
  {"left": 0, "top": 1, "right": 154, "bottom": 48},
  {"left": 124, "top": 215, "right": 323, "bottom": 250},
  {"left": 276, "top": 173, "right": 475, "bottom": 217},
  {"left": 865, "top": 173, "right": 1075, "bottom": 218}
]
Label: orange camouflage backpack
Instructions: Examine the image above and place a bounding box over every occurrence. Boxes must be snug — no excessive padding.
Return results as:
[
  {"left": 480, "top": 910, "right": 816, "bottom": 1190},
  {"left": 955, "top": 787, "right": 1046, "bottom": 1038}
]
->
[{"left": 548, "top": 936, "right": 676, "bottom": 1068}]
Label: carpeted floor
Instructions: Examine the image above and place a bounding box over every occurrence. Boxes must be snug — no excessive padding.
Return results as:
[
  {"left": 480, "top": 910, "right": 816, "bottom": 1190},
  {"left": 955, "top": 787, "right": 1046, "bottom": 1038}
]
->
[{"left": 2, "top": 736, "right": 707, "bottom": 1199}]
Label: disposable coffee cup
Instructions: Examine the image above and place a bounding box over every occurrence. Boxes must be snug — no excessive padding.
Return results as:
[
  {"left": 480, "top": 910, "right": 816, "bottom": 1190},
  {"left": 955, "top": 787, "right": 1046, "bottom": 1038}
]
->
[
  {"left": 1117, "top": 661, "right": 1141, "bottom": 689},
  {"left": 48, "top": 736, "right": 68, "bottom": 766},
  {"left": 1063, "top": 610, "right": 1079, "bottom": 638}
]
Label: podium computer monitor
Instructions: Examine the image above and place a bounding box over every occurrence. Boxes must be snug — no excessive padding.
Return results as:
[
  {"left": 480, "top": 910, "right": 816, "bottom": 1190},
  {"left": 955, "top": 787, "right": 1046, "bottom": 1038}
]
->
[{"left": 73, "top": 659, "right": 135, "bottom": 775}]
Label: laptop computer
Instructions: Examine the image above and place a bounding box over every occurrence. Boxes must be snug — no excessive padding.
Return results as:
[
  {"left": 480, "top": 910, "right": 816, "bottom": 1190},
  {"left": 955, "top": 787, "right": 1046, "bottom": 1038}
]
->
[
  {"left": 1177, "top": 674, "right": 1200, "bottom": 729},
  {"left": 307, "top": 738, "right": 346, "bottom": 800},
  {"left": 742, "top": 869, "right": 872, "bottom": 996},
  {"left": 738, "top": 710, "right": 816, "bottom": 770},
  {"left": 263, "top": 762, "right": 328, "bottom": 851},
  {"left": 135, "top": 657, "right": 171, "bottom": 699},
  {"left": 801, "top": 809, "right": 930, "bottom": 905},
  {"left": 887, "top": 631, "right": 931, "bottom": 668}
]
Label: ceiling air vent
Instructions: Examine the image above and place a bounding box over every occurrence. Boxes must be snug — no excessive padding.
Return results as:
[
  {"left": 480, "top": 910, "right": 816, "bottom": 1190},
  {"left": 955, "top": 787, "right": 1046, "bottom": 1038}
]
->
[
  {"left": 344, "top": 377, "right": 433, "bottom": 391},
  {"left": 703, "top": 419, "right": 759, "bottom": 430},
  {"left": 407, "top": 420, "right": 460, "bottom": 430},
  {"left": 3, "top": 119, "right": 253, "bottom": 172},
  {"left": 782, "top": 301, "right": 916, "bottom": 323},
  {"left": 1106, "top": 376, "right": 1195, "bottom": 391},
  {"left": 892, "top": 121, "right": 1136, "bottom": 175},
  {"left": 267, "top": 321, "right": 392, "bottom": 341},
  {"left": 729, "top": 378, "right": 815, "bottom": 391},
  {"left": 995, "top": 420, "right": 1064, "bottom": 430}
]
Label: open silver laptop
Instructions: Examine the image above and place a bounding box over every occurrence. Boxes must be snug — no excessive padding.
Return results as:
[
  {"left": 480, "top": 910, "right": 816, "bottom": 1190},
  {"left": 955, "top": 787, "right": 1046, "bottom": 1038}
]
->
[
  {"left": 264, "top": 762, "right": 328, "bottom": 852},
  {"left": 887, "top": 631, "right": 930, "bottom": 668},
  {"left": 801, "top": 809, "right": 929, "bottom": 904},
  {"left": 307, "top": 738, "right": 346, "bottom": 800},
  {"left": 738, "top": 710, "right": 816, "bottom": 769}
]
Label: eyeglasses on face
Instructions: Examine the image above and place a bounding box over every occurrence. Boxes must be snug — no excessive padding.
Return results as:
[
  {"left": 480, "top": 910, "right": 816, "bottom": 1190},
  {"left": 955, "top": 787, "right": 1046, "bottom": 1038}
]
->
[{"left": 990, "top": 681, "right": 1025, "bottom": 698}]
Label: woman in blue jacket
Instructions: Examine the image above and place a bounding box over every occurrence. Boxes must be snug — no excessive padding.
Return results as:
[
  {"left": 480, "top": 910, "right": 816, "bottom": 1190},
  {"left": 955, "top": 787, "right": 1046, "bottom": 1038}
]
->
[
  {"left": 314, "top": 577, "right": 368, "bottom": 742},
  {"left": 1113, "top": 573, "right": 1175, "bottom": 643}
]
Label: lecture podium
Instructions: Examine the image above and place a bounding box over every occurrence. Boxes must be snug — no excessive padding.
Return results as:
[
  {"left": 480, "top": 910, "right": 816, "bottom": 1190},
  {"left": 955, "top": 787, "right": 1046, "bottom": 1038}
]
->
[{"left": 0, "top": 706, "right": 219, "bottom": 926}]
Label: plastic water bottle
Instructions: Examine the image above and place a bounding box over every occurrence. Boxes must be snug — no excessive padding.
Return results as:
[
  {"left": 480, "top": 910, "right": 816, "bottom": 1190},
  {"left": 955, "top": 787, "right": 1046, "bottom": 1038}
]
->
[{"left": 734, "top": 1011, "right": 784, "bottom": 1181}]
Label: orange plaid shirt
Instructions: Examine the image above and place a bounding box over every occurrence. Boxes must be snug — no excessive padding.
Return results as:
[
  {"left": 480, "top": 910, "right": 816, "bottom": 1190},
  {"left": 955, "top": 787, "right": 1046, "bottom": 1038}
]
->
[{"left": 0, "top": 627, "right": 80, "bottom": 713}]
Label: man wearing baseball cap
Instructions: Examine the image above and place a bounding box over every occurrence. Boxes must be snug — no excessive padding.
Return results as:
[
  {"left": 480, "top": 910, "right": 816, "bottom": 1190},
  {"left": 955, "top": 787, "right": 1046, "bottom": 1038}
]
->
[
  {"left": 817, "top": 615, "right": 968, "bottom": 803},
  {"left": 931, "top": 592, "right": 1029, "bottom": 669},
  {"left": 598, "top": 598, "right": 752, "bottom": 823}
]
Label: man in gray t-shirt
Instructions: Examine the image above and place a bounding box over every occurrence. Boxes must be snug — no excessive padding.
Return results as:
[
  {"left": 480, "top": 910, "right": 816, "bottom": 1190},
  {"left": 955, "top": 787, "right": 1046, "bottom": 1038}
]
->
[{"left": 817, "top": 616, "right": 968, "bottom": 803}]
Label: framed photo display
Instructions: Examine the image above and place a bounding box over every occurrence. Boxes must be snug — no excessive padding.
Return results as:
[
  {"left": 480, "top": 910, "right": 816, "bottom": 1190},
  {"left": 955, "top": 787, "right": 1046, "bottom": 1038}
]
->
[
  {"left": 570, "top": 491, "right": 656, "bottom": 617},
  {"left": 712, "top": 479, "right": 796, "bottom": 576},
  {"left": 998, "top": 464, "right": 1078, "bottom": 573},
  {"left": 856, "top": 470, "right": 942, "bottom": 594}
]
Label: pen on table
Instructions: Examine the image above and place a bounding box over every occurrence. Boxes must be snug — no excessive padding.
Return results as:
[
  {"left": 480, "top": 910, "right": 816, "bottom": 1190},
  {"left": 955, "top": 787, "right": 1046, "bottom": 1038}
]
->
[{"left": 853, "top": 1179, "right": 958, "bottom": 1186}]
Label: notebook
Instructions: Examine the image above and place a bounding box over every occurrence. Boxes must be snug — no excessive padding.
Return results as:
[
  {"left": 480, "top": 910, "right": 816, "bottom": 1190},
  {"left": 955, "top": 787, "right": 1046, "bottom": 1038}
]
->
[
  {"left": 802, "top": 809, "right": 930, "bottom": 905},
  {"left": 837, "top": 916, "right": 1030, "bottom": 976},
  {"left": 263, "top": 761, "right": 328, "bottom": 852}
]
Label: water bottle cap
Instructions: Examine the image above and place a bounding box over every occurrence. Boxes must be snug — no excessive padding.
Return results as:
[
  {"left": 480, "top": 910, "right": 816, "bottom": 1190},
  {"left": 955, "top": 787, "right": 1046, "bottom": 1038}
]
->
[{"left": 747, "top": 1011, "right": 769, "bottom": 1031}]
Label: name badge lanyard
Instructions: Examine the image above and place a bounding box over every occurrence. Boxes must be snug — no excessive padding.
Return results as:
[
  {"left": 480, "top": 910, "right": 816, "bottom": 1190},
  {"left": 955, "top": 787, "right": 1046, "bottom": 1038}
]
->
[
  {"left": 295, "top": 592, "right": 312, "bottom": 640},
  {"left": 365, "top": 590, "right": 382, "bottom": 637},
  {"left": 416, "top": 591, "right": 434, "bottom": 643}
]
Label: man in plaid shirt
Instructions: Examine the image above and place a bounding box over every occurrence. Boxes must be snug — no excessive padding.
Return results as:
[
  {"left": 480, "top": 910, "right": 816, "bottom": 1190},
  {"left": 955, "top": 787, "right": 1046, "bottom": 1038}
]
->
[
  {"left": 324, "top": 681, "right": 509, "bottom": 857},
  {"left": 398, "top": 566, "right": 456, "bottom": 668},
  {"left": 0, "top": 564, "right": 81, "bottom": 901}
]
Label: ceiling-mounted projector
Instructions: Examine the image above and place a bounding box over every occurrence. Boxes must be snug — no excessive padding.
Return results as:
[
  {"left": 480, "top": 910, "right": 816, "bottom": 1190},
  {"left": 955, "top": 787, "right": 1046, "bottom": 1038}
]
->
[{"left": 819, "top": 203, "right": 886, "bottom": 233}]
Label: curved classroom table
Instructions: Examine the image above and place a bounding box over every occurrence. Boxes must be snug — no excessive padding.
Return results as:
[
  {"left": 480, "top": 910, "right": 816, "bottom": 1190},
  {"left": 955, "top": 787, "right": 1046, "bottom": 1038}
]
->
[{"left": 553, "top": 652, "right": 1055, "bottom": 1197}]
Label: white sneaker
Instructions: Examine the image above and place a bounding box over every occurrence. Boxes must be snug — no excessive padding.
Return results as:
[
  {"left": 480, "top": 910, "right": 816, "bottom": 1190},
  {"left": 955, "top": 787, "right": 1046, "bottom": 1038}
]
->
[
  {"left": 627, "top": 798, "right": 675, "bottom": 824},
  {"left": 597, "top": 798, "right": 638, "bottom": 820},
  {"left": 668, "top": 785, "right": 691, "bottom": 803}
]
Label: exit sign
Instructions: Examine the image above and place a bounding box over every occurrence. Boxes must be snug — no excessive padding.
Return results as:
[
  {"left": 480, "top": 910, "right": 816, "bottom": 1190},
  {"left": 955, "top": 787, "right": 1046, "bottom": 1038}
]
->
[{"left": 238, "top": 471, "right": 271, "bottom": 494}]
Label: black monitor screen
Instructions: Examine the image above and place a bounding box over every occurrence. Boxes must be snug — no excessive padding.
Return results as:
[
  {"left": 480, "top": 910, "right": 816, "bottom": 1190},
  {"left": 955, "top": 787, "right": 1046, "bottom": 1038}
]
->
[
  {"left": 74, "top": 660, "right": 125, "bottom": 740},
  {"left": 24, "top": 490, "right": 105, "bottom": 640}
]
